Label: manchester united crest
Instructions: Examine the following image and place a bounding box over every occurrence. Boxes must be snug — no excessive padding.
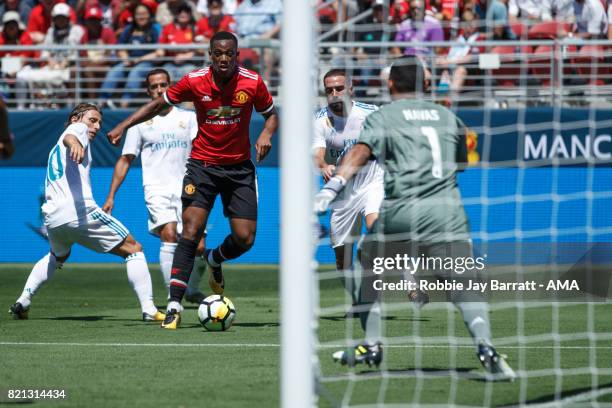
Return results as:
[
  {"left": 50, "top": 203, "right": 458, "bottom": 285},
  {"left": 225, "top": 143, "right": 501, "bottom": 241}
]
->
[
  {"left": 233, "top": 91, "right": 249, "bottom": 104},
  {"left": 184, "top": 184, "right": 196, "bottom": 195}
]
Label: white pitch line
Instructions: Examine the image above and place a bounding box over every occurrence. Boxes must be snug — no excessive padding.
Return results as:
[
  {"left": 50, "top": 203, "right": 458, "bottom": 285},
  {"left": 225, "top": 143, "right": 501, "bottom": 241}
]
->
[
  {"left": 1, "top": 342, "right": 612, "bottom": 349},
  {"left": 0, "top": 342, "right": 280, "bottom": 347}
]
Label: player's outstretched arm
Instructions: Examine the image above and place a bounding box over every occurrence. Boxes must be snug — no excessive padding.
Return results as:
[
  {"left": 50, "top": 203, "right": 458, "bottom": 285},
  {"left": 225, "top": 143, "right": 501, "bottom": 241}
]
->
[
  {"left": 313, "top": 143, "right": 372, "bottom": 214},
  {"left": 102, "top": 154, "right": 135, "bottom": 214},
  {"left": 255, "top": 108, "right": 279, "bottom": 162},
  {"left": 63, "top": 135, "right": 85, "bottom": 164},
  {"left": 335, "top": 143, "right": 372, "bottom": 181},
  {"left": 107, "top": 97, "right": 170, "bottom": 146}
]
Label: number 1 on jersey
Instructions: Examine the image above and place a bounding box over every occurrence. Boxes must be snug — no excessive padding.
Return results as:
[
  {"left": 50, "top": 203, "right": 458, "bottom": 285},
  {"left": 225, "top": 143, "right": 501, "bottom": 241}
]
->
[{"left": 420, "top": 126, "right": 442, "bottom": 179}]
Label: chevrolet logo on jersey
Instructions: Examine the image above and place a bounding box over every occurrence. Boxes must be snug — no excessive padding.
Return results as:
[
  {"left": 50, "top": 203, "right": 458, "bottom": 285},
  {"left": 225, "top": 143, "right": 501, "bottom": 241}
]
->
[{"left": 207, "top": 106, "right": 242, "bottom": 118}]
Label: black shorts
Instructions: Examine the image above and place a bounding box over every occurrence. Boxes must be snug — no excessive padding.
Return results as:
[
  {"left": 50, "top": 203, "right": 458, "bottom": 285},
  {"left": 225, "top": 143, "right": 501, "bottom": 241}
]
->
[{"left": 181, "top": 159, "right": 258, "bottom": 220}]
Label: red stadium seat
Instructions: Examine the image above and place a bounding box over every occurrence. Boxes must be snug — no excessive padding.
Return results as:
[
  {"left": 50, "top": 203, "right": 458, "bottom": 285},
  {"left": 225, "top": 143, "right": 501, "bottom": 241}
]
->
[
  {"left": 528, "top": 21, "right": 570, "bottom": 40},
  {"left": 571, "top": 45, "right": 609, "bottom": 85},
  {"left": 511, "top": 22, "right": 527, "bottom": 38},
  {"left": 529, "top": 44, "right": 577, "bottom": 86},
  {"left": 490, "top": 45, "right": 532, "bottom": 87}
]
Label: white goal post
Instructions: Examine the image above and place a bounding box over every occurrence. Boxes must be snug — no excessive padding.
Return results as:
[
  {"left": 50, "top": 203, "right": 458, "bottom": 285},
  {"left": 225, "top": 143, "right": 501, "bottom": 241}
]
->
[{"left": 280, "top": 1, "right": 316, "bottom": 407}]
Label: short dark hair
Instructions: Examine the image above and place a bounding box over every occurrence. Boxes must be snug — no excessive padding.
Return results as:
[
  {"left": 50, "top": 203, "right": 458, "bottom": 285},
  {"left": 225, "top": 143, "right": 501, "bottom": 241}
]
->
[
  {"left": 176, "top": 2, "right": 192, "bottom": 14},
  {"left": 323, "top": 68, "right": 352, "bottom": 85},
  {"left": 66, "top": 103, "right": 101, "bottom": 128},
  {"left": 145, "top": 68, "right": 171, "bottom": 86},
  {"left": 389, "top": 57, "right": 425, "bottom": 94},
  {"left": 210, "top": 31, "right": 238, "bottom": 49}
]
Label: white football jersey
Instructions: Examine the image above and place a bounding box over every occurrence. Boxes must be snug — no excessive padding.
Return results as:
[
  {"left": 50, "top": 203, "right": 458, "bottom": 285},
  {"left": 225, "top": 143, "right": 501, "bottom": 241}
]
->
[
  {"left": 42, "top": 122, "right": 97, "bottom": 228},
  {"left": 122, "top": 107, "right": 197, "bottom": 193},
  {"left": 313, "top": 101, "right": 384, "bottom": 195}
]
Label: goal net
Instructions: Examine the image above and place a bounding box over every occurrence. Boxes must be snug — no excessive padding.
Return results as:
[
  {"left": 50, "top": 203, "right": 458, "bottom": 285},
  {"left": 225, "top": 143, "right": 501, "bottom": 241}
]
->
[{"left": 306, "top": 7, "right": 612, "bottom": 408}]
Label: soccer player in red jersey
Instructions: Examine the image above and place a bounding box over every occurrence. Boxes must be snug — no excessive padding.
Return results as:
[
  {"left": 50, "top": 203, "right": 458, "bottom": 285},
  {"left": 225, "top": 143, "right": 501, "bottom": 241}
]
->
[{"left": 107, "top": 31, "right": 278, "bottom": 329}]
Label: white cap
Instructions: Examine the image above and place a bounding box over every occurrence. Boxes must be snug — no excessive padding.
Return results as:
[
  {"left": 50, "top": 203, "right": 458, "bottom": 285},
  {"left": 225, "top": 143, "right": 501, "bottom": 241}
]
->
[
  {"left": 51, "top": 3, "right": 71, "bottom": 17},
  {"left": 1, "top": 11, "right": 25, "bottom": 29}
]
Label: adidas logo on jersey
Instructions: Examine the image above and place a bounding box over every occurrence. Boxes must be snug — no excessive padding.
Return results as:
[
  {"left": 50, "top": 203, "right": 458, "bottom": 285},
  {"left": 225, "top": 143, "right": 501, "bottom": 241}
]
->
[{"left": 202, "top": 95, "right": 212, "bottom": 101}]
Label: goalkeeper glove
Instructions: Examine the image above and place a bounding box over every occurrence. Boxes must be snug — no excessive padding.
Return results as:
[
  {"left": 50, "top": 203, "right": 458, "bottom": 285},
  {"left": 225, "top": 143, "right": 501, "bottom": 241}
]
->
[{"left": 313, "top": 175, "right": 346, "bottom": 214}]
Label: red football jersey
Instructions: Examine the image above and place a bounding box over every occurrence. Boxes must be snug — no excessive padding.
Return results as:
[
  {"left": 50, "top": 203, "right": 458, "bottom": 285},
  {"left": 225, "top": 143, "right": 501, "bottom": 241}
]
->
[{"left": 164, "top": 66, "right": 274, "bottom": 165}]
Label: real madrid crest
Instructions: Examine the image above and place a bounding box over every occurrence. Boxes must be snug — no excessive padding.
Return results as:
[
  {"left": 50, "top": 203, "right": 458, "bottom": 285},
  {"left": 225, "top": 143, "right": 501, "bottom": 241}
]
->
[
  {"left": 145, "top": 119, "right": 154, "bottom": 126},
  {"left": 233, "top": 91, "right": 249, "bottom": 104},
  {"left": 179, "top": 121, "right": 186, "bottom": 129},
  {"left": 184, "top": 184, "right": 196, "bottom": 195}
]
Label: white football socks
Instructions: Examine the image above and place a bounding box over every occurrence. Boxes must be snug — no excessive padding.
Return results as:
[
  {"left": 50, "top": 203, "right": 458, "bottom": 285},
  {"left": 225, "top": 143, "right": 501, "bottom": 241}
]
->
[
  {"left": 159, "top": 242, "right": 177, "bottom": 294},
  {"left": 16, "top": 252, "right": 62, "bottom": 309},
  {"left": 125, "top": 252, "right": 157, "bottom": 316}
]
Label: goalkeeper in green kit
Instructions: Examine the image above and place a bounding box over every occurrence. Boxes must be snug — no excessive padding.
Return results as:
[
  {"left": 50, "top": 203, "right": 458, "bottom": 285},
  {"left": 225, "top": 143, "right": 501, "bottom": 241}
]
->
[{"left": 314, "top": 57, "right": 516, "bottom": 380}]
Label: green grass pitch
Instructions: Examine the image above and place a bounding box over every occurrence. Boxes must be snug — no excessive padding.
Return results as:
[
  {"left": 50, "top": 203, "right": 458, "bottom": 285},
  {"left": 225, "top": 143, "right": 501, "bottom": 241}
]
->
[{"left": 1, "top": 264, "right": 611, "bottom": 407}]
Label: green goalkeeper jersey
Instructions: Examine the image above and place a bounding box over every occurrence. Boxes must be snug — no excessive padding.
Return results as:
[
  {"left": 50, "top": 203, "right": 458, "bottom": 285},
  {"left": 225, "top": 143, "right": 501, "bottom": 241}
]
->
[{"left": 358, "top": 98, "right": 470, "bottom": 242}]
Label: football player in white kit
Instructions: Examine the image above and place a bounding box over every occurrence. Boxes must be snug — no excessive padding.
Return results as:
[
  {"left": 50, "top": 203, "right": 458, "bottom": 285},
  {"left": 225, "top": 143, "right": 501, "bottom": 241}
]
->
[
  {"left": 313, "top": 69, "right": 384, "bottom": 306},
  {"left": 314, "top": 69, "right": 429, "bottom": 310},
  {"left": 9, "top": 103, "right": 165, "bottom": 322},
  {"left": 102, "top": 69, "right": 206, "bottom": 304}
]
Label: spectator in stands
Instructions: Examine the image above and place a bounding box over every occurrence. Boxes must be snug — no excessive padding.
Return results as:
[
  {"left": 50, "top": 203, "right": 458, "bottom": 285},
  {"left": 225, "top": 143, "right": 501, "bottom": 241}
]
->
[
  {"left": 390, "top": 0, "right": 410, "bottom": 24},
  {"left": 156, "top": 2, "right": 200, "bottom": 82},
  {"left": 234, "top": 0, "right": 283, "bottom": 80},
  {"left": 573, "top": 0, "right": 608, "bottom": 38},
  {"left": 156, "top": 0, "right": 199, "bottom": 27},
  {"left": 17, "top": 3, "right": 84, "bottom": 107},
  {"left": 80, "top": 6, "right": 116, "bottom": 99},
  {"left": 508, "top": 0, "right": 547, "bottom": 23},
  {"left": 393, "top": 0, "right": 445, "bottom": 56},
  {"left": 317, "top": 0, "right": 359, "bottom": 42},
  {"left": 100, "top": 2, "right": 161, "bottom": 108},
  {"left": 0, "top": 11, "right": 35, "bottom": 109},
  {"left": 196, "top": 0, "right": 236, "bottom": 42},
  {"left": 27, "top": 0, "right": 77, "bottom": 43},
  {"left": 542, "top": 0, "right": 575, "bottom": 21},
  {"left": 317, "top": 0, "right": 359, "bottom": 25},
  {"left": 486, "top": 0, "right": 516, "bottom": 40},
  {"left": 75, "top": 0, "right": 116, "bottom": 29},
  {"left": 115, "top": 0, "right": 157, "bottom": 35},
  {"left": 435, "top": 9, "right": 483, "bottom": 96},
  {"left": 234, "top": 0, "right": 282, "bottom": 39},
  {"left": 0, "top": 0, "right": 32, "bottom": 30},
  {"left": 353, "top": 1, "right": 395, "bottom": 95},
  {"left": 197, "top": 0, "right": 237, "bottom": 16}
]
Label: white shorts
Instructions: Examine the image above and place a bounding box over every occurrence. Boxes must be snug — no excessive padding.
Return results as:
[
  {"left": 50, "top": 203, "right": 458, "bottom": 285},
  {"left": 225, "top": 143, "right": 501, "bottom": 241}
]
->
[
  {"left": 144, "top": 188, "right": 182, "bottom": 236},
  {"left": 46, "top": 208, "right": 130, "bottom": 257},
  {"left": 329, "top": 181, "right": 384, "bottom": 248}
]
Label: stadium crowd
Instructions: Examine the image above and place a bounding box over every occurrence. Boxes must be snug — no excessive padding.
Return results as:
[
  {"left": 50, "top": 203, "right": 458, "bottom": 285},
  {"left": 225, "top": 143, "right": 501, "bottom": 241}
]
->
[{"left": 0, "top": 0, "right": 611, "bottom": 107}]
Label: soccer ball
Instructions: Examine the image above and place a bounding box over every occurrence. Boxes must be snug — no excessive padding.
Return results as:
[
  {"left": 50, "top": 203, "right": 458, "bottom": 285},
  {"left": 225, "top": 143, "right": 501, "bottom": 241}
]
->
[{"left": 198, "top": 295, "right": 236, "bottom": 331}]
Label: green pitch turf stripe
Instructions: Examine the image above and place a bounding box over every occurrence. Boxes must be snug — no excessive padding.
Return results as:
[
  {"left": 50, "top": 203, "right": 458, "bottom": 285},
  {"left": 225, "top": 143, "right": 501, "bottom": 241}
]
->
[{"left": 2, "top": 342, "right": 612, "bottom": 349}]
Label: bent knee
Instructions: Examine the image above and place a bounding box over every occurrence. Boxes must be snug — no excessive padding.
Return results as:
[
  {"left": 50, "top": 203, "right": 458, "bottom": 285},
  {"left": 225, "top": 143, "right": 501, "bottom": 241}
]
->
[
  {"left": 123, "top": 236, "right": 142, "bottom": 254},
  {"left": 234, "top": 231, "right": 255, "bottom": 250}
]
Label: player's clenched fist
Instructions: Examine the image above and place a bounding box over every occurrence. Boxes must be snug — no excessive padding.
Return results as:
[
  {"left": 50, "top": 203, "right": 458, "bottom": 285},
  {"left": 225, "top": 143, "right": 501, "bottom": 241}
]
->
[
  {"left": 313, "top": 175, "right": 346, "bottom": 214},
  {"left": 107, "top": 126, "right": 125, "bottom": 146},
  {"left": 64, "top": 136, "right": 85, "bottom": 164}
]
